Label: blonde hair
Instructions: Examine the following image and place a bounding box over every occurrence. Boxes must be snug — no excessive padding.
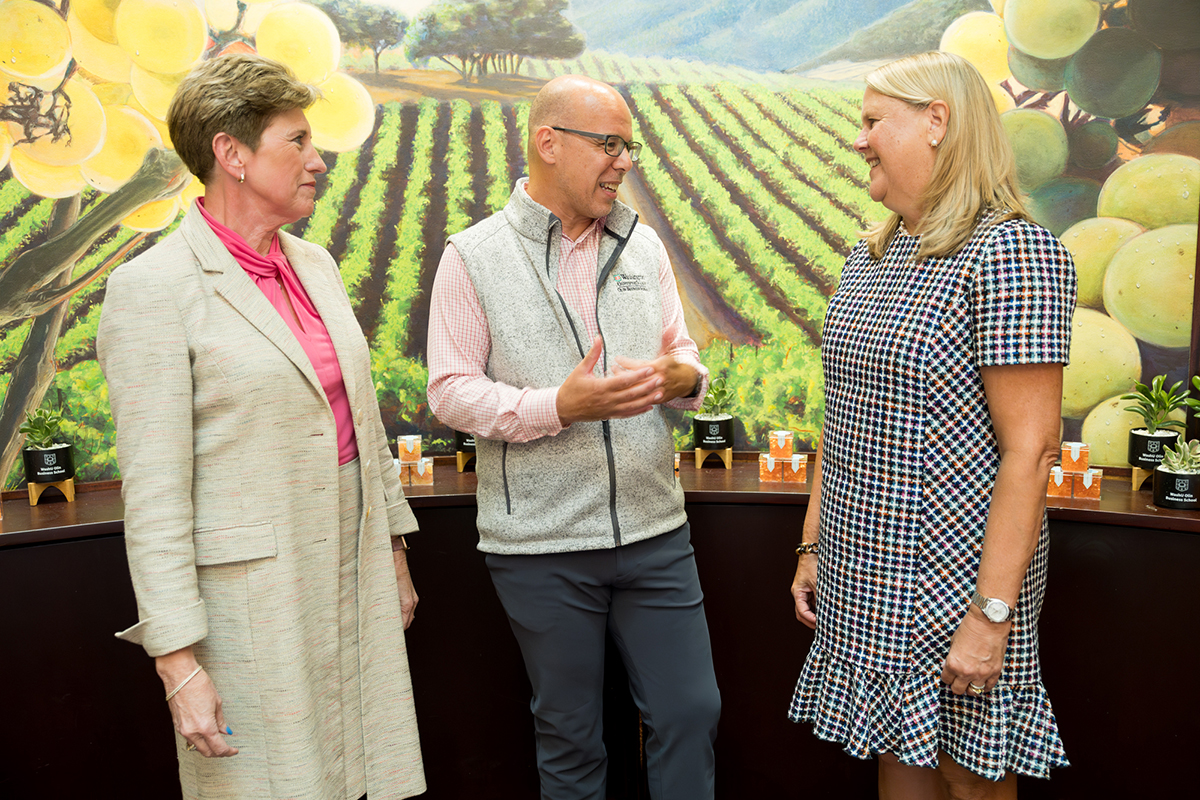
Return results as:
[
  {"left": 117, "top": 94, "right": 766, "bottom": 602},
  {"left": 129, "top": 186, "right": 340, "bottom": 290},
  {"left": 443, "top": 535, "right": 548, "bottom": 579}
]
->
[
  {"left": 863, "top": 51, "right": 1027, "bottom": 261},
  {"left": 168, "top": 54, "right": 319, "bottom": 184}
]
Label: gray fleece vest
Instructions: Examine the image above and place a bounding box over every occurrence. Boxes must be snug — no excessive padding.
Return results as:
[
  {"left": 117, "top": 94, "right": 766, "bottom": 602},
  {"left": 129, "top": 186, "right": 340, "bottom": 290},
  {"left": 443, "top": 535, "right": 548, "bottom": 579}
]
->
[{"left": 448, "top": 180, "right": 687, "bottom": 555}]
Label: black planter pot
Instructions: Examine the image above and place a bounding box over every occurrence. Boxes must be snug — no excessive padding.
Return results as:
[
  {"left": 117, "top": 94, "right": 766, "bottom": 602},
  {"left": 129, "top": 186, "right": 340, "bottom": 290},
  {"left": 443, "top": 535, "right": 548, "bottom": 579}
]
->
[
  {"left": 693, "top": 414, "right": 734, "bottom": 450},
  {"left": 454, "top": 430, "right": 476, "bottom": 452},
  {"left": 22, "top": 443, "right": 74, "bottom": 483},
  {"left": 1129, "top": 429, "right": 1180, "bottom": 469},
  {"left": 1153, "top": 468, "right": 1200, "bottom": 509}
]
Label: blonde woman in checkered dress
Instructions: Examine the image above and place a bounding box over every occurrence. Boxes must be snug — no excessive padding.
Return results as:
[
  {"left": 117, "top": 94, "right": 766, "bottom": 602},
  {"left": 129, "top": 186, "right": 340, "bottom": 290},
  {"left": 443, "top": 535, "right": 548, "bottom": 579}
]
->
[{"left": 789, "top": 52, "right": 1076, "bottom": 798}]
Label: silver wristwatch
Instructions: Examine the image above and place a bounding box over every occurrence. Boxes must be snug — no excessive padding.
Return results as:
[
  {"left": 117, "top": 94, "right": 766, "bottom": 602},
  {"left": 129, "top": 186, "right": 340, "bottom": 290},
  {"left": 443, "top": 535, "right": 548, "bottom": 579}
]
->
[{"left": 970, "top": 590, "right": 1014, "bottom": 623}]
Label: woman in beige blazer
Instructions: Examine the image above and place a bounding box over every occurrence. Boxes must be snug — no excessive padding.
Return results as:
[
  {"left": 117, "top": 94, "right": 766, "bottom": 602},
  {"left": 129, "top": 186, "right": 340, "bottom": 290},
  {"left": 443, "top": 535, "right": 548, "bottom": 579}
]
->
[{"left": 96, "top": 55, "right": 424, "bottom": 799}]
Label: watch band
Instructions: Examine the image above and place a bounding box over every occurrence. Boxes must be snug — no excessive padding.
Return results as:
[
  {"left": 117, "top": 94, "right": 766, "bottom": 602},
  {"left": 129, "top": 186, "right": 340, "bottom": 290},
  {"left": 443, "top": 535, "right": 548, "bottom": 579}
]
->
[{"left": 970, "top": 589, "right": 1014, "bottom": 623}]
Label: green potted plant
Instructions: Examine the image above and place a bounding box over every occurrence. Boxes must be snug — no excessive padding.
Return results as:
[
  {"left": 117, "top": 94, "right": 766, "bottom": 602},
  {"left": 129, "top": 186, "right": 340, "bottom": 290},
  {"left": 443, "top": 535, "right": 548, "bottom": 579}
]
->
[
  {"left": 1122, "top": 375, "right": 1186, "bottom": 470},
  {"left": 1154, "top": 438, "right": 1200, "bottom": 509},
  {"left": 19, "top": 406, "right": 75, "bottom": 484},
  {"left": 693, "top": 376, "right": 734, "bottom": 451}
]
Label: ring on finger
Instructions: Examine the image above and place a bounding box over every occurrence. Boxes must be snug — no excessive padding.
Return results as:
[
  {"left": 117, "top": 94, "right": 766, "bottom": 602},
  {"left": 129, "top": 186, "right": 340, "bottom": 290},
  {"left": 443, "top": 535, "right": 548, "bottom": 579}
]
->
[
  {"left": 968, "top": 682, "right": 987, "bottom": 696},
  {"left": 185, "top": 742, "right": 197, "bottom": 751}
]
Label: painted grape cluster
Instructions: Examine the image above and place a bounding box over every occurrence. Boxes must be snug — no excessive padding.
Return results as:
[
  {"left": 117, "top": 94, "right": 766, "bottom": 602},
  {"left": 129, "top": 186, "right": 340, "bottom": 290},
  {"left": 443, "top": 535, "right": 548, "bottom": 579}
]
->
[
  {"left": 0, "top": 0, "right": 377, "bottom": 230},
  {"left": 942, "top": 0, "right": 1199, "bottom": 465}
]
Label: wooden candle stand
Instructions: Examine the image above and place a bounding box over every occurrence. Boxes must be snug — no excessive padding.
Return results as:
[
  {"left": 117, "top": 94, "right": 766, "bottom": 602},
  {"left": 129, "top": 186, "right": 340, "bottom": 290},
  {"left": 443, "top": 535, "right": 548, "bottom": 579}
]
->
[
  {"left": 1132, "top": 467, "right": 1154, "bottom": 491},
  {"left": 694, "top": 447, "right": 733, "bottom": 469},
  {"left": 27, "top": 478, "right": 75, "bottom": 505}
]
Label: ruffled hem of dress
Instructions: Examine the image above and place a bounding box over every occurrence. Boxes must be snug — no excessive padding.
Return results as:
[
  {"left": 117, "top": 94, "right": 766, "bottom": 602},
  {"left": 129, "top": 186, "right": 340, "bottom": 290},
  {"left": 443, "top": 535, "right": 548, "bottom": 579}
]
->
[{"left": 787, "top": 644, "right": 1069, "bottom": 781}]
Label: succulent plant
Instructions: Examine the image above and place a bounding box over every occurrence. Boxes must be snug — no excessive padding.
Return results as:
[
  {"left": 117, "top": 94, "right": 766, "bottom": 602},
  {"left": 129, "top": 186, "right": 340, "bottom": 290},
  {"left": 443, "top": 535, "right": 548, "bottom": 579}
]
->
[
  {"left": 1121, "top": 375, "right": 1188, "bottom": 434},
  {"left": 1160, "top": 438, "right": 1200, "bottom": 474},
  {"left": 699, "top": 376, "right": 729, "bottom": 417},
  {"left": 19, "top": 407, "right": 65, "bottom": 450}
]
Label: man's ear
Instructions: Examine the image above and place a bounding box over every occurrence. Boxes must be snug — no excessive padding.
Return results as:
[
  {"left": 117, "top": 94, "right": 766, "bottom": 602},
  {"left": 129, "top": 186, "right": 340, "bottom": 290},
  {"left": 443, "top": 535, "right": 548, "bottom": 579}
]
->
[{"left": 531, "top": 125, "right": 558, "bottom": 166}]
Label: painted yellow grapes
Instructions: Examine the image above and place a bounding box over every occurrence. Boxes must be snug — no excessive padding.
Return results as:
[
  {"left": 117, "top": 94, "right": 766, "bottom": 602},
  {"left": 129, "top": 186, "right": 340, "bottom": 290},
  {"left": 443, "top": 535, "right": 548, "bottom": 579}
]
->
[
  {"left": 307, "top": 72, "right": 376, "bottom": 152},
  {"left": 81, "top": 105, "right": 163, "bottom": 193},
  {"left": 255, "top": 4, "right": 341, "bottom": 84},
  {"left": 9, "top": 147, "right": 87, "bottom": 197},
  {"left": 1061, "top": 308, "right": 1142, "bottom": 419},
  {"left": 10, "top": 78, "right": 107, "bottom": 167},
  {"left": 114, "top": 0, "right": 207, "bottom": 76},
  {"left": 0, "top": 0, "right": 72, "bottom": 87},
  {"left": 940, "top": 12, "right": 1010, "bottom": 85}
]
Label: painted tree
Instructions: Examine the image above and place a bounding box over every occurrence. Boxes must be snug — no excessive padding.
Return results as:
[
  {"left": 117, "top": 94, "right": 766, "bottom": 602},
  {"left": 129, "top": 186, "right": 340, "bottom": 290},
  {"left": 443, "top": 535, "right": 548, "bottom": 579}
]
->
[
  {"left": 407, "top": 0, "right": 584, "bottom": 79},
  {"left": 316, "top": 0, "right": 408, "bottom": 73}
]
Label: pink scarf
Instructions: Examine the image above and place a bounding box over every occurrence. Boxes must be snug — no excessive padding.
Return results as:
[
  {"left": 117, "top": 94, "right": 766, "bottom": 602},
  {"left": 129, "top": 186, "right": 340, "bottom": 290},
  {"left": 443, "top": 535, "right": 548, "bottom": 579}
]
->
[{"left": 197, "top": 199, "right": 359, "bottom": 464}]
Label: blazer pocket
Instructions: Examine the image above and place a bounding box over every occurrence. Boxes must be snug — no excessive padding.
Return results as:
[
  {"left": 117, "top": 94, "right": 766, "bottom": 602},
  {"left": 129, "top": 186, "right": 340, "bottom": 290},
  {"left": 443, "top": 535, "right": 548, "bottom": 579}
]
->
[{"left": 193, "top": 522, "right": 277, "bottom": 566}]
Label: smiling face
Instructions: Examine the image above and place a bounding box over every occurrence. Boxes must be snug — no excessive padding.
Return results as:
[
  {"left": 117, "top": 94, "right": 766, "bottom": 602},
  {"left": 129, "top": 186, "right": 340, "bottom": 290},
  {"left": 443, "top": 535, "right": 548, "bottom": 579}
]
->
[
  {"left": 530, "top": 80, "right": 635, "bottom": 240},
  {"left": 854, "top": 88, "right": 939, "bottom": 230},
  {"left": 238, "top": 107, "right": 326, "bottom": 227}
]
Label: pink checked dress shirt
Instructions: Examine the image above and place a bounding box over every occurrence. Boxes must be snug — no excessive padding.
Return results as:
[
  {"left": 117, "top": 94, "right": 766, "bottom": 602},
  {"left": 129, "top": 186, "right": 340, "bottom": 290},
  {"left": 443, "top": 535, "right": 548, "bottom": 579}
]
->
[
  {"left": 427, "top": 193, "right": 707, "bottom": 443},
  {"left": 198, "top": 199, "right": 359, "bottom": 464}
]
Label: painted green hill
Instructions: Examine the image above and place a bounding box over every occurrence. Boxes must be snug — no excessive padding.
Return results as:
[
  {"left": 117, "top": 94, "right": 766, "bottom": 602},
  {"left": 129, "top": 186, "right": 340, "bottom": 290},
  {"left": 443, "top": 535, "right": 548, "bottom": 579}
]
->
[
  {"left": 566, "top": 0, "right": 913, "bottom": 72},
  {"left": 789, "top": 0, "right": 992, "bottom": 72}
]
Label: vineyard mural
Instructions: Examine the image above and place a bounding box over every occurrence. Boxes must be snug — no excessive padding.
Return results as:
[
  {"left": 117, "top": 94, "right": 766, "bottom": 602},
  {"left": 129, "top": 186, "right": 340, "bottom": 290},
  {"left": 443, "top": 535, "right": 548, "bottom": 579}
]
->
[{"left": 0, "top": 0, "right": 1197, "bottom": 488}]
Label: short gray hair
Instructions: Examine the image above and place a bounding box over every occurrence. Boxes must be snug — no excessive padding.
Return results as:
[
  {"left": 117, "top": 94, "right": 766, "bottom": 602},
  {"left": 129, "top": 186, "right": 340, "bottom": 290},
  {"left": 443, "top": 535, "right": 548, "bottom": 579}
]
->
[{"left": 167, "top": 54, "right": 319, "bottom": 183}]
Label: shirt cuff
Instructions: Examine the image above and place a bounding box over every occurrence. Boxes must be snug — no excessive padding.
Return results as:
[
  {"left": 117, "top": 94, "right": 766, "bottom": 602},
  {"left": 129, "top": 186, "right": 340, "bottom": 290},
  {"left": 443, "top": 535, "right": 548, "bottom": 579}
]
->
[
  {"left": 667, "top": 356, "right": 709, "bottom": 411},
  {"left": 526, "top": 386, "right": 566, "bottom": 436}
]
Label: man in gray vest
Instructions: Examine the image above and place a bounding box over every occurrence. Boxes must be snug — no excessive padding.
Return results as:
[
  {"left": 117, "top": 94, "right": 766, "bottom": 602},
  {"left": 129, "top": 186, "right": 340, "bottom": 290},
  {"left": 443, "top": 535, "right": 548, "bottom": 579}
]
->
[{"left": 426, "top": 75, "right": 720, "bottom": 799}]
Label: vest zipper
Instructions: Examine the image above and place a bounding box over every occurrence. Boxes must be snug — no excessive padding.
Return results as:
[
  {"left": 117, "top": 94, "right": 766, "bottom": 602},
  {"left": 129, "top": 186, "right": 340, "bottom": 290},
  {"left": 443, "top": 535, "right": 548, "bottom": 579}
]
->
[
  {"left": 595, "top": 218, "right": 635, "bottom": 546},
  {"left": 501, "top": 441, "right": 511, "bottom": 515},
  {"left": 543, "top": 214, "right": 637, "bottom": 545}
]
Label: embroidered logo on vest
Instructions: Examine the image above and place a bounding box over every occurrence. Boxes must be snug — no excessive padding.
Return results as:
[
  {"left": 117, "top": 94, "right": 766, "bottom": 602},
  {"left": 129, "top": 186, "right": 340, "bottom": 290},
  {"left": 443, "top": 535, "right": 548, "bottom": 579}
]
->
[{"left": 614, "top": 273, "right": 648, "bottom": 292}]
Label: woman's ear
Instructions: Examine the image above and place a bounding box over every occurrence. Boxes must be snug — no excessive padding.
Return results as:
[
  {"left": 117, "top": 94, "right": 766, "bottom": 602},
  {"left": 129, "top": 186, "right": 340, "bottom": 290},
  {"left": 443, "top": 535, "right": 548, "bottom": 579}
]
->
[
  {"left": 211, "top": 132, "right": 244, "bottom": 182},
  {"left": 928, "top": 99, "right": 949, "bottom": 145}
]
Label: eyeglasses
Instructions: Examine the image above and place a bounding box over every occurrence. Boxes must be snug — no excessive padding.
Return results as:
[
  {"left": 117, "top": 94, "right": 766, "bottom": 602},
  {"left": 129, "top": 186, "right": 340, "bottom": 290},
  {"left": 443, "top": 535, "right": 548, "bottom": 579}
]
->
[{"left": 551, "top": 127, "right": 642, "bottom": 162}]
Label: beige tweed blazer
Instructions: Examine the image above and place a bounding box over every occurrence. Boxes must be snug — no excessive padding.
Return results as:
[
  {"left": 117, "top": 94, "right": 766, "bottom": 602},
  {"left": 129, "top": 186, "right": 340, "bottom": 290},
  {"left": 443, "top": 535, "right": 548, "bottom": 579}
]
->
[{"left": 96, "top": 205, "right": 424, "bottom": 799}]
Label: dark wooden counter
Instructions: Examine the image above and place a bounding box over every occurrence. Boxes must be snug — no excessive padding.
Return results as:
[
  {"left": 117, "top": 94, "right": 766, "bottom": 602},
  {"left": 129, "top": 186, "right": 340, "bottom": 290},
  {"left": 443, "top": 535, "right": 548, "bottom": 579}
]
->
[
  {"left": 5, "top": 454, "right": 1196, "bottom": 544},
  {"left": 1, "top": 457, "right": 1196, "bottom": 798}
]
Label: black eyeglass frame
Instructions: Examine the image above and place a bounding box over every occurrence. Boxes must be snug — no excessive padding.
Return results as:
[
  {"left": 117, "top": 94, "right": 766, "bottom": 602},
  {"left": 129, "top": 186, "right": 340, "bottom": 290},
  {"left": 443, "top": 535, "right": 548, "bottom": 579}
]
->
[{"left": 550, "top": 127, "right": 643, "bottom": 162}]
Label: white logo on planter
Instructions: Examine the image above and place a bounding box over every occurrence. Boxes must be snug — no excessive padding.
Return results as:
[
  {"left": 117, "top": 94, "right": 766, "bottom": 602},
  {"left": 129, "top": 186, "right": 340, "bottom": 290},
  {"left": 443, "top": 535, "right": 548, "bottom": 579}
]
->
[
  {"left": 1149, "top": 440, "right": 1161, "bottom": 454},
  {"left": 45, "top": 452, "right": 56, "bottom": 466},
  {"left": 709, "top": 424, "right": 719, "bottom": 436},
  {"left": 1177, "top": 478, "right": 1190, "bottom": 493}
]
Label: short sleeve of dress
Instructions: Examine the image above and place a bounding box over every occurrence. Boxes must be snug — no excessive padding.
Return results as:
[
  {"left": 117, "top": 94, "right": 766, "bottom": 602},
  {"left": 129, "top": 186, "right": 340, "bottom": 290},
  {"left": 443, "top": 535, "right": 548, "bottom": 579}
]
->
[{"left": 971, "top": 220, "right": 1077, "bottom": 367}]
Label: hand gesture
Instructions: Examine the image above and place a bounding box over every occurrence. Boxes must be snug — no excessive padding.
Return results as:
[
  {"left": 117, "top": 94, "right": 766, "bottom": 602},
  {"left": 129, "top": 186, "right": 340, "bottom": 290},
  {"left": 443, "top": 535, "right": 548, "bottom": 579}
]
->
[{"left": 557, "top": 337, "right": 663, "bottom": 425}]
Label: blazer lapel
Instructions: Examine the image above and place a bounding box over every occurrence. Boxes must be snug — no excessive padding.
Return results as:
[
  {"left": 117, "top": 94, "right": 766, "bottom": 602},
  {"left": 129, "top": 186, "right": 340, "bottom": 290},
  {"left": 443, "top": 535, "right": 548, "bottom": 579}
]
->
[
  {"left": 179, "top": 206, "right": 325, "bottom": 396},
  {"left": 281, "top": 234, "right": 359, "bottom": 405}
]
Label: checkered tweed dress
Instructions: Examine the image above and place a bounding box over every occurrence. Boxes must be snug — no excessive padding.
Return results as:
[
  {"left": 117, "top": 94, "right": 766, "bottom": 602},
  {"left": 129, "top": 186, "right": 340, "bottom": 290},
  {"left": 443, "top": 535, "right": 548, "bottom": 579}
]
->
[{"left": 789, "top": 214, "right": 1076, "bottom": 781}]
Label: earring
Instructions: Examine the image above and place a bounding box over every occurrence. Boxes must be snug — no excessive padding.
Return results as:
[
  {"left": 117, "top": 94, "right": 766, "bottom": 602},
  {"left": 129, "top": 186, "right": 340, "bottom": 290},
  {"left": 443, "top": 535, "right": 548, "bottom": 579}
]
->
[
  {"left": 238, "top": 171, "right": 245, "bottom": 184},
  {"left": 930, "top": 139, "right": 939, "bottom": 148}
]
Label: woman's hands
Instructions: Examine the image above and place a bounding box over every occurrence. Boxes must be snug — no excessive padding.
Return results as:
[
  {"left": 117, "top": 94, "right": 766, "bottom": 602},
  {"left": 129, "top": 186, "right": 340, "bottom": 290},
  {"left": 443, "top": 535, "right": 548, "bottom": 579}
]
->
[
  {"left": 157, "top": 647, "right": 238, "bottom": 757},
  {"left": 940, "top": 606, "right": 1011, "bottom": 695},
  {"left": 791, "top": 554, "right": 818, "bottom": 629},
  {"left": 392, "top": 545, "right": 419, "bottom": 629}
]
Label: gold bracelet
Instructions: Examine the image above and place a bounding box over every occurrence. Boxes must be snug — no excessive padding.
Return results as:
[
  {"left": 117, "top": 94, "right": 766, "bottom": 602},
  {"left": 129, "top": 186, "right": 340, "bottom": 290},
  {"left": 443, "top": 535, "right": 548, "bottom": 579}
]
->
[
  {"left": 795, "top": 542, "right": 818, "bottom": 555},
  {"left": 165, "top": 665, "right": 203, "bottom": 702}
]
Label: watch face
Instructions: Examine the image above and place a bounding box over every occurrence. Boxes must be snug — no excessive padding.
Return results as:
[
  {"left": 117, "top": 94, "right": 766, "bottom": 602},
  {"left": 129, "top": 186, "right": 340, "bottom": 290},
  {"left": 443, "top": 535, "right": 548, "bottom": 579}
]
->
[{"left": 984, "top": 599, "right": 1009, "bottom": 622}]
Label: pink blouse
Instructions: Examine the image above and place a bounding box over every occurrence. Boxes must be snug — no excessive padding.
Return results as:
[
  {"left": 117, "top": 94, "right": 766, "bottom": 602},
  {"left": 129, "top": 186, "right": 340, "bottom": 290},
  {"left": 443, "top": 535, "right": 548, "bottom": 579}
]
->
[{"left": 197, "top": 199, "right": 359, "bottom": 465}]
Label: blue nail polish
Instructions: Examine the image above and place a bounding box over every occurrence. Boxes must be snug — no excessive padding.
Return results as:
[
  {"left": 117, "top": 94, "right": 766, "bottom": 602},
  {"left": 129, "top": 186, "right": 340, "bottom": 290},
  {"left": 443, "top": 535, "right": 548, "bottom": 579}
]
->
[{"left": 225, "top": 725, "right": 233, "bottom": 735}]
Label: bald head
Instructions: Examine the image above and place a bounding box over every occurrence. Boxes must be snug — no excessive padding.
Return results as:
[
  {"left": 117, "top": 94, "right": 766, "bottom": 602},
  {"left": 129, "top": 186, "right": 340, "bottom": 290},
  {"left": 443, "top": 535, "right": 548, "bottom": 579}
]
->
[{"left": 528, "top": 75, "right": 629, "bottom": 163}]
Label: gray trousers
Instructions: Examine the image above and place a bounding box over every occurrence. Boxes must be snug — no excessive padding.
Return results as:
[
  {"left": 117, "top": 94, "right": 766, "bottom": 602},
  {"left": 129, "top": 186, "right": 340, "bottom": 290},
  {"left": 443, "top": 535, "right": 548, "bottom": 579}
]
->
[{"left": 485, "top": 524, "right": 720, "bottom": 800}]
